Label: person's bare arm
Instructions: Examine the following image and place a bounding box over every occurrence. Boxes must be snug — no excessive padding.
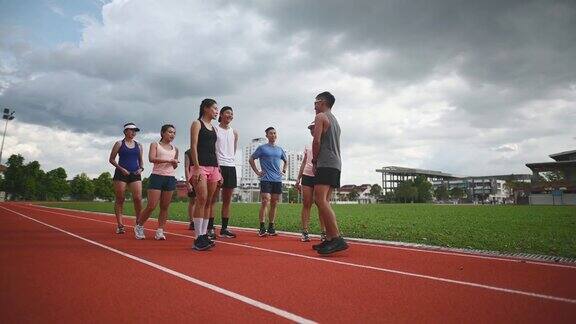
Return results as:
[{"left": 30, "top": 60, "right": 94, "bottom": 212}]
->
[
  {"left": 249, "top": 157, "right": 262, "bottom": 177},
  {"left": 134, "top": 142, "right": 144, "bottom": 175},
  {"left": 296, "top": 150, "right": 307, "bottom": 191},
  {"left": 172, "top": 147, "right": 179, "bottom": 169},
  {"left": 312, "top": 113, "right": 329, "bottom": 163},
  {"left": 190, "top": 120, "right": 202, "bottom": 183},
  {"left": 233, "top": 129, "right": 239, "bottom": 155}
]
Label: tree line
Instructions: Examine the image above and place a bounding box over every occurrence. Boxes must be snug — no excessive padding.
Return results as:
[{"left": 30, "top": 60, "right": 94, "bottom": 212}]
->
[{"left": 0, "top": 154, "right": 149, "bottom": 201}]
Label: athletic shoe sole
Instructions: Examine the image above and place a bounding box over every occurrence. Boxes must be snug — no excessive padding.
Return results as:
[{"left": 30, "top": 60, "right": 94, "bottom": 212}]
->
[{"left": 318, "top": 242, "right": 349, "bottom": 255}]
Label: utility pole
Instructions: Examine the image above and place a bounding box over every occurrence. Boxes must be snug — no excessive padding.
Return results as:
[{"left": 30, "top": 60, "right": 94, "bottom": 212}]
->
[{"left": 0, "top": 108, "right": 15, "bottom": 165}]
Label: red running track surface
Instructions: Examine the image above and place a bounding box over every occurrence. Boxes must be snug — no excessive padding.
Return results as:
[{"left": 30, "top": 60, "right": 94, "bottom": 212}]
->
[{"left": 0, "top": 202, "right": 575, "bottom": 323}]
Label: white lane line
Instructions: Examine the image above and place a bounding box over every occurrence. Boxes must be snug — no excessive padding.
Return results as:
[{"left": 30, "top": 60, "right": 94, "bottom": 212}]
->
[
  {"left": 30, "top": 204, "right": 576, "bottom": 270},
  {"left": 15, "top": 204, "right": 576, "bottom": 305},
  {"left": 0, "top": 206, "right": 316, "bottom": 324}
]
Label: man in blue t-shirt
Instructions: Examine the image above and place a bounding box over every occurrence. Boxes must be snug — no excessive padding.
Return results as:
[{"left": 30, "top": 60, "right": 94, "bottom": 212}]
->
[{"left": 249, "top": 127, "right": 287, "bottom": 237}]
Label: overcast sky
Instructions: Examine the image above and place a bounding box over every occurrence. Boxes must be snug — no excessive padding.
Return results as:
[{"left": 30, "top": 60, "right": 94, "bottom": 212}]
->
[{"left": 1, "top": 0, "right": 575, "bottom": 184}]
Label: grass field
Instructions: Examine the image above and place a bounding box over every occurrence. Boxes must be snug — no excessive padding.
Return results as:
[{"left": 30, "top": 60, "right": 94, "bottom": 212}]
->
[{"left": 39, "top": 201, "right": 576, "bottom": 258}]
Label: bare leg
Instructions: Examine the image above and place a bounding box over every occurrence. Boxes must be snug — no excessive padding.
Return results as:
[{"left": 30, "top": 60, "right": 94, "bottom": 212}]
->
[
  {"left": 314, "top": 185, "right": 340, "bottom": 240},
  {"left": 221, "top": 188, "right": 233, "bottom": 219},
  {"left": 259, "top": 193, "right": 271, "bottom": 223},
  {"left": 301, "top": 186, "right": 314, "bottom": 232},
  {"left": 269, "top": 193, "right": 280, "bottom": 224},
  {"left": 188, "top": 197, "right": 195, "bottom": 222},
  {"left": 158, "top": 190, "right": 173, "bottom": 228},
  {"left": 205, "top": 181, "right": 219, "bottom": 220},
  {"left": 138, "top": 189, "right": 161, "bottom": 226},
  {"left": 128, "top": 181, "right": 143, "bottom": 224},
  {"left": 113, "top": 181, "right": 127, "bottom": 226}
]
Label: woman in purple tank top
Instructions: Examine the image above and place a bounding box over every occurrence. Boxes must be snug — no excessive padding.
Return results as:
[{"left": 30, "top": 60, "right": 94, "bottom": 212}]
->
[{"left": 108, "top": 123, "right": 144, "bottom": 234}]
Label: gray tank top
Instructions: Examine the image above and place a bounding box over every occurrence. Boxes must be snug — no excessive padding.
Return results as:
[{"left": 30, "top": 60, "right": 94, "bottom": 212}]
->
[{"left": 317, "top": 110, "right": 341, "bottom": 170}]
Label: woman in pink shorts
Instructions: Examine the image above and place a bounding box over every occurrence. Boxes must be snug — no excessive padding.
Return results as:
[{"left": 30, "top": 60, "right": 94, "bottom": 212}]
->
[{"left": 189, "top": 98, "right": 222, "bottom": 251}]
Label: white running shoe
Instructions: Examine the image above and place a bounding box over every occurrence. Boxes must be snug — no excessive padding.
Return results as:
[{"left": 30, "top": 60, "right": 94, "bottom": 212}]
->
[
  {"left": 154, "top": 228, "right": 166, "bottom": 240},
  {"left": 134, "top": 224, "right": 145, "bottom": 240}
]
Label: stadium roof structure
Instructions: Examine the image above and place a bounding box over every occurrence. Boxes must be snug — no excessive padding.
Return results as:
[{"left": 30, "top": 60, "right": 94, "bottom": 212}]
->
[{"left": 375, "top": 166, "right": 461, "bottom": 179}]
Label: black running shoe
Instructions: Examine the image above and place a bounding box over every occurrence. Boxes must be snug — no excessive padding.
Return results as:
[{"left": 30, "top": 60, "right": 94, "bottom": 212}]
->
[
  {"left": 318, "top": 237, "right": 349, "bottom": 255},
  {"left": 313, "top": 240, "right": 329, "bottom": 251},
  {"left": 193, "top": 235, "right": 211, "bottom": 251},
  {"left": 220, "top": 228, "right": 236, "bottom": 238},
  {"left": 258, "top": 227, "right": 267, "bottom": 237},
  {"left": 267, "top": 225, "right": 277, "bottom": 236},
  {"left": 207, "top": 228, "right": 217, "bottom": 240},
  {"left": 188, "top": 222, "right": 194, "bottom": 231}
]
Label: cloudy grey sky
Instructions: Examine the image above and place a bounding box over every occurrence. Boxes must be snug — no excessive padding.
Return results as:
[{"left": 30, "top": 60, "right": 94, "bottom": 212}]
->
[{"left": 1, "top": 0, "right": 575, "bottom": 183}]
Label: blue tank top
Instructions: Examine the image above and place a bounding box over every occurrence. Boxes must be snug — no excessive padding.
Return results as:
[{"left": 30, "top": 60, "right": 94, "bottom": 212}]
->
[{"left": 118, "top": 140, "right": 140, "bottom": 173}]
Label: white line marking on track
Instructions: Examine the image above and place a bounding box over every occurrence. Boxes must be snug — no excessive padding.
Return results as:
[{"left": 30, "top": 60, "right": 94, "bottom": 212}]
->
[
  {"left": 31, "top": 204, "right": 576, "bottom": 270},
  {"left": 14, "top": 204, "right": 576, "bottom": 305},
  {"left": 0, "top": 206, "right": 317, "bottom": 324}
]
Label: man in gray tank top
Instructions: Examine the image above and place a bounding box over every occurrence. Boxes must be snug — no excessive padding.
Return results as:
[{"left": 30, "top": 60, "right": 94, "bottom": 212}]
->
[{"left": 311, "top": 91, "right": 349, "bottom": 254}]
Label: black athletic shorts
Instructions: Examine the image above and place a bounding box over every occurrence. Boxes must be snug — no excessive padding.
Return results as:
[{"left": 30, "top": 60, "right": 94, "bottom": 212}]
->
[
  {"left": 301, "top": 175, "right": 315, "bottom": 188},
  {"left": 314, "top": 167, "right": 340, "bottom": 189},
  {"left": 148, "top": 174, "right": 176, "bottom": 191},
  {"left": 220, "top": 166, "right": 237, "bottom": 189},
  {"left": 260, "top": 181, "right": 282, "bottom": 194},
  {"left": 113, "top": 169, "right": 142, "bottom": 184}
]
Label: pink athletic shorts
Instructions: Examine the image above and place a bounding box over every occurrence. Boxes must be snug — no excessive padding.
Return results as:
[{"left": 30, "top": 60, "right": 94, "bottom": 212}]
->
[{"left": 190, "top": 166, "right": 222, "bottom": 183}]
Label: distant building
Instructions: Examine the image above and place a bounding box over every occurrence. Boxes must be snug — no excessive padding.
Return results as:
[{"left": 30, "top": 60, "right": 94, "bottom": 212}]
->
[
  {"left": 336, "top": 184, "right": 374, "bottom": 203},
  {"left": 240, "top": 138, "right": 267, "bottom": 188},
  {"left": 375, "top": 166, "right": 531, "bottom": 203},
  {"left": 525, "top": 149, "right": 576, "bottom": 205}
]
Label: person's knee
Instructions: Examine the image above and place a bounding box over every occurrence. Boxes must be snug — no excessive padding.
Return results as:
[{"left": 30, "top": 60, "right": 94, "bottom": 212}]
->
[
  {"left": 115, "top": 195, "right": 125, "bottom": 204},
  {"left": 261, "top": 195, "right": 270, "bottom": 206},
  {"left": 132, "top": 195, "right": 142, "bottom": 203}
]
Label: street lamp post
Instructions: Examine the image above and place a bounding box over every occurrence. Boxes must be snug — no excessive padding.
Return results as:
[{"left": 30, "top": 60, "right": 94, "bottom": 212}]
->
[{"left": 0, "top": 108, "right": 15, "bottom": 165}]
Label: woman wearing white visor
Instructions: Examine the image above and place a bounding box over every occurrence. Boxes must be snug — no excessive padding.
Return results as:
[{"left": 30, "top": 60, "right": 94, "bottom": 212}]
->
[{"left": 108, "top": 122, "right": 144, "bottom": 234}]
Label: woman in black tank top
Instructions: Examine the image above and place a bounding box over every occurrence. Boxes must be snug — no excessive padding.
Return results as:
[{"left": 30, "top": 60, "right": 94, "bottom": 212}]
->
[{"left": 189, "top": 98, "right": 223, "bottom": 251}]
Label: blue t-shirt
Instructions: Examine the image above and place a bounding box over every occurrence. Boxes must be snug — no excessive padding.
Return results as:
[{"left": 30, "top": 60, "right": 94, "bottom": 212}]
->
[{"left": 251, "top": 144, "right": 287, "bottom": 182}]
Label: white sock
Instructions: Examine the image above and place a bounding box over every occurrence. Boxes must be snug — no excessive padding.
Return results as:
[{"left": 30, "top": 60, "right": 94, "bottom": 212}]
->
[
  {"left": 202, "top": 218, "right": 209, "bottom": 235},
  {"left": 193, "top": 218, "right": 203, "bottom": 238}
]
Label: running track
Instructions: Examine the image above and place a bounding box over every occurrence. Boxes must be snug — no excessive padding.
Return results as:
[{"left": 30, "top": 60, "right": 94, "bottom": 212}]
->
[{"left": 1, "top": 202, "right": 575, "bottom": 323}]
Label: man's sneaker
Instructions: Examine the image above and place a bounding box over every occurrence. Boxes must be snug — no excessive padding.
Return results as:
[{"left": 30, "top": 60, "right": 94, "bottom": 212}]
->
[
  {"left": 134, "top": 224, "right": 145, "bottom": 240},
  {"left": 258, "top": 227, "right": 267, "bottom": 237},
  {"left": 220, "top": 228, "right": 237, "bottom": 238},
  {"left": 193, "top": 235, "right": 211, "bottom": 251},
  {"left": 320, "top": 232, "right": 327, "bottom": 242},
  {"left": 313, "top": 240, "right": 329, "bottom": 251},
  {"left": 207, "top": 228, "right": 217, "bottom": 240},
  {"left": 188, "top": 222, "right": 195, "bottom": 231},
  {"left": 116, "top": 225, "right": 125, "bottom": 234},
  {"left": 318, "top": 237, "right": 349, "bottom": 255},
  {"left": 267, "top": 225, "right": 277, "bottom": 236},
  {"left": 154, "top": 228, "right": 166, "bottom": 240},
  {"left": 301, "top": 231, "right": 310, "bottom": 242}
]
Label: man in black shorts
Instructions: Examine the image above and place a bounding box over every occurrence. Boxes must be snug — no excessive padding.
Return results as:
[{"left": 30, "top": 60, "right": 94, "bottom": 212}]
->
[
  {"left": 311, "top": 92, "right": 348, "bottom": 254},
  {"left": 249, "top": 127, "right": 287, "bottom": 236}
]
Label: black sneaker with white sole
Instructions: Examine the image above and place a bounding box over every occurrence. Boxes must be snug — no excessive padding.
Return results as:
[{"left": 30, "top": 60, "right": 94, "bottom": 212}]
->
[
  {"left": 207, "top": 228, "right": 217, "bottom": 240},
  {"left": 318, "top": 236, "right": 349, "bottom": 255},
  {"left": 267, "top": 225, "right": 277, "bottom": 236},
  {"left": 193, "top": 235, "right": 212, "bottom": 251},
  {"left": 220, "top": 228, "right": 237, "bottom": 238},
  {"left": 258, "top": 227, "right": 267, "bottom": 237}
]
